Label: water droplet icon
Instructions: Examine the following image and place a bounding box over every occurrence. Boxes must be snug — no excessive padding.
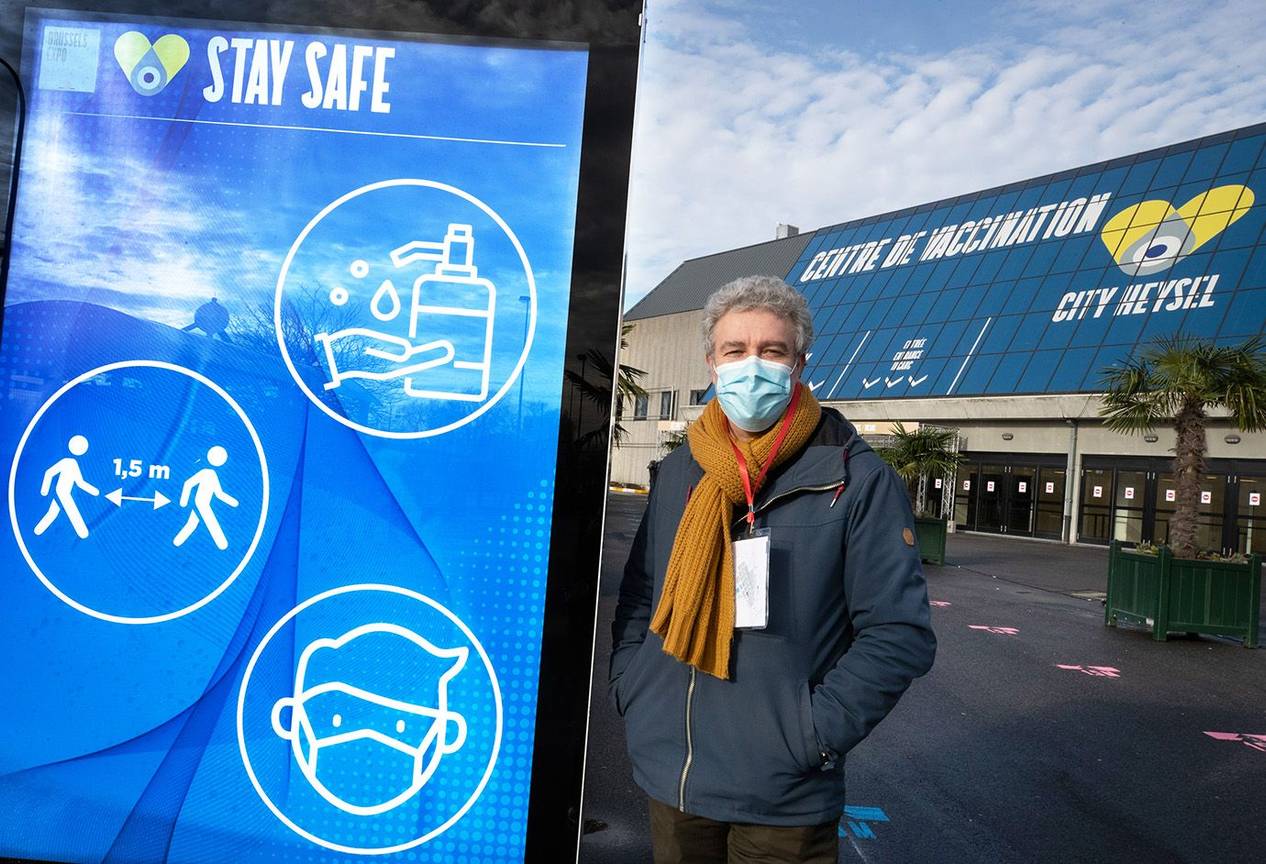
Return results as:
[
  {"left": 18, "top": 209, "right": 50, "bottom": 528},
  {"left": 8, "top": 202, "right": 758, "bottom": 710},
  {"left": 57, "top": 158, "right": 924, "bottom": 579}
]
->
[
  {"left": 130, "top": 47, "right": 169, "bottom": 96},
  {"left": 371, "top": 279, "right": 402, "bottom": 321}
]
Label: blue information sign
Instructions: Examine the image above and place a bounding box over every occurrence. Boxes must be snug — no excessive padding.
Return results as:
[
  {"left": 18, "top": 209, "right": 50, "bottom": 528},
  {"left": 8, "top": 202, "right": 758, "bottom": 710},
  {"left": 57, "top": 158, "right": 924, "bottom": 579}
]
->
[
  {"left": 0, "top": 8, "right": 600, "bottom": 862},
  {"left": 789, "top": 126, "right": 1266, "bottom": 401}
]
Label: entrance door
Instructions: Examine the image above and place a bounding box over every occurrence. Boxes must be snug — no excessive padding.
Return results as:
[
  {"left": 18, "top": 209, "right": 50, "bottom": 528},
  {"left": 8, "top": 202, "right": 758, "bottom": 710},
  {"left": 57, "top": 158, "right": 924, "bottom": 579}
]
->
[
  {"left": 976, "top": 464, "right": 1006, "bottom": 533},
  {"left": 1234, "top": 475, "right": 1266, "bottom": 555},
  {"left": 954, "top": 469, "right": 979, "bottom": 529},
  {"left": 1007, "top": 466, "right": 1037, "bottom": 536},
  {"left": 1035, "top": 467, "right": 1065, "bottom": 539},
  {"left": 1079, "top": 468, "right": 1112, "bottom": 543},
  {"left": 1112, "top": 470, "right": 1147, "bottom": 545}
]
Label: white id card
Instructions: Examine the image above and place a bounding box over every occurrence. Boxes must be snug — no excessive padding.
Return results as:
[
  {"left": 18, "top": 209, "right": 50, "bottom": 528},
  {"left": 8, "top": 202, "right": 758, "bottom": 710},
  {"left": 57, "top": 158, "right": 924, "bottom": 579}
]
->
[{"left": 734, "top": 528, "right": 771, "bottom": 629}]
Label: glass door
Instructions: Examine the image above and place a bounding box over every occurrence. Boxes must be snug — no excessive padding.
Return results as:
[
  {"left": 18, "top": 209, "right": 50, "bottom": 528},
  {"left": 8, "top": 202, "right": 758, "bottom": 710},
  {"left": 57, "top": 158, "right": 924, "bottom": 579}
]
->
[
  {"left": 1007, "top": 466, "right": 1036, "bottom": 536},
  {"left": 1235, "top": 476, "right": 1266, "bottom": 555},
  {"left": 1079, "top": 468, "right": 1112, "bottom": 543},
  {"left": 1112, "top": 470, "right": 1147, "bottom": 545},
  {"left": 976, "top": 464, "right": 1006, "bottom": 533},
  {"left": 1035, "top": 467, "right": 1065, "bottom": 539},
  {"left": 954, "top": 468, "right": 979, "bottom": 529}
]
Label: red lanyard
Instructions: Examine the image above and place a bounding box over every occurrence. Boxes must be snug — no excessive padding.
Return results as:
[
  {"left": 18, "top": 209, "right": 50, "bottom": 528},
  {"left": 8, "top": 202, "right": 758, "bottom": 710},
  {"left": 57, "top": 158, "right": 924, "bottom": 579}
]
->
[{"left": 728, "top": 383, "right": 802, "bottom": 530}]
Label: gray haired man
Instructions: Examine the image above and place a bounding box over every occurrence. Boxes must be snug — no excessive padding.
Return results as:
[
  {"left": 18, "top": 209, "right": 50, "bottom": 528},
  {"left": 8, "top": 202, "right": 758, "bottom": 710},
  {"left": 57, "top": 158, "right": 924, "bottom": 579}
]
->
[{"left": 611, "top": 275, "right": 936, "bottom": 863}]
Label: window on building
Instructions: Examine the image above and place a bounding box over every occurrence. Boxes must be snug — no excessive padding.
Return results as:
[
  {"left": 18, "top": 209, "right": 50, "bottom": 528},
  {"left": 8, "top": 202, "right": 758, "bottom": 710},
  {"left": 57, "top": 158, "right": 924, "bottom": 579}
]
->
[
  {"left": 633, "top": 394, "right": 649, "bottom": 419},
  {"left": 659, "top": 390, "right": 675, "bottom": 420},
  {"left": 689, "top": 388, "right": 707, "bottom": 406}
]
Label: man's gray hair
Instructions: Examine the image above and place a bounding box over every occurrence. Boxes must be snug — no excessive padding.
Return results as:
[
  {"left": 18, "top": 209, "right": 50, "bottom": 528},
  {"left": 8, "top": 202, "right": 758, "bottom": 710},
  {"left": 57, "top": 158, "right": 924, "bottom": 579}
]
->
[{"left": 701, "top": 275, "right": 814, "bottom": 357}]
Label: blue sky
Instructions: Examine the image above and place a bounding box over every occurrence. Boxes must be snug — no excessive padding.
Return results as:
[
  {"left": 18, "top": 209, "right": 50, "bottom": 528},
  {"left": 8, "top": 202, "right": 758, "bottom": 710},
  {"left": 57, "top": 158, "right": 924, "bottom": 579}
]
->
[{"left": 623, "top": 0, "right": 1266, "bottom": 307}]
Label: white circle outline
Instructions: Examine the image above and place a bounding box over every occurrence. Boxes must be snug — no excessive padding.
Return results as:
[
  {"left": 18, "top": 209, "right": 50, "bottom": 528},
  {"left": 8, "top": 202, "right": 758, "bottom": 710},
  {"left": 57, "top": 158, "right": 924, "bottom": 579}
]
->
[
  {"left": 274, "top": 178, "right": 538, "bottom": 439},
  {"left": 7, "top": 360, "right": 271, "bottom": 625},
  {"left": 235, "top": 583, "right": 504, "bottom": 855}
]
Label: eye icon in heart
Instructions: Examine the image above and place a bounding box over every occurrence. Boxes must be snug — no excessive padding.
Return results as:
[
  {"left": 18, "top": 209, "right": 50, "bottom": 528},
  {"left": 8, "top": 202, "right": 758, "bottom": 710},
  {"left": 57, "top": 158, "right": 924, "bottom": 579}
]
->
[
  {"left": 1099, "top": 184, "right": 1254, "bottom": 277},
  {"left": 113, "top": 31, "right": 190, "bottom": 96}
]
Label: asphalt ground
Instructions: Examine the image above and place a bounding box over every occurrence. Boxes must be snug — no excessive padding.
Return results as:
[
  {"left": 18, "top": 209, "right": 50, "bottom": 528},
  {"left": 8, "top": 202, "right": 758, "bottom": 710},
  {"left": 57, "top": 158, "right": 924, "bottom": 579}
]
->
[{"left": 579, "top": 492, "right": 1266, "bottom": 864}]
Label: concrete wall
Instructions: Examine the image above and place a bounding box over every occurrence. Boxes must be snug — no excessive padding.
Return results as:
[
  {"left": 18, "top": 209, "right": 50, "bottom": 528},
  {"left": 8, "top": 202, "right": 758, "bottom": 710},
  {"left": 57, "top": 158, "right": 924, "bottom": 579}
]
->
[{"left": 611, "top": 310, "right": 708, "bottom": 486}]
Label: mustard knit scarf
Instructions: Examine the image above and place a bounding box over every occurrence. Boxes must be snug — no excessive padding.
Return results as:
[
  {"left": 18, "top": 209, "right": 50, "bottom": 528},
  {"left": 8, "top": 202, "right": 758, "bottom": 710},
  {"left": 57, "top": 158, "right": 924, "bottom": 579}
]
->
[{"left": 650, "top": 384, "right": 821, "bottom": 679}]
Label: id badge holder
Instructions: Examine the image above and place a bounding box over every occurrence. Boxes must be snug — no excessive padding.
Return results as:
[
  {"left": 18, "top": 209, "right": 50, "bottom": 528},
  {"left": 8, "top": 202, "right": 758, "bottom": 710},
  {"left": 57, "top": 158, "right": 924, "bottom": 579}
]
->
[{"left": 733, "top": 528, "right": 771, "bottom": 629}]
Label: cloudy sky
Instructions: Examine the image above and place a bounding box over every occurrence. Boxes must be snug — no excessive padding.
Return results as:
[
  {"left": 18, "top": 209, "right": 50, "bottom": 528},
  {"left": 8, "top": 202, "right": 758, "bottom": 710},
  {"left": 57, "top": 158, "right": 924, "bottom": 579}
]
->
[{"left": 622, "top": 0, "right": 1266, "bottom": 307}]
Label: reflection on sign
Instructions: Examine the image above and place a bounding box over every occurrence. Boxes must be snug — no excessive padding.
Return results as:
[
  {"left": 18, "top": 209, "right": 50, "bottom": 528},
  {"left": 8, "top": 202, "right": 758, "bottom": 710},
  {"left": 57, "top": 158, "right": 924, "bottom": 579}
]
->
[
  {"left": 986, "top": 481, "right": 995, "bottom": 492},
  {"left": 1017, "top": 481, "right": 1027, "bottom": 494},
  {"left": 1166, "top": 489, "right": 1176, "bottom": 502},
  {"left": 1201, "top": 490, "right": 1213, "bottom": 505},
  {"left": 1251, "top": 492, "right": 1262, "bottom": 507},
  {"left": 1124, "top": 487, "right": 1135, "bottom": 500},
  {"left": 1093, "top": 485, "right": 1103, "bottom": 498},
  {"left": 1045, "top": 481, "right": 1055, "bottom": 494}
]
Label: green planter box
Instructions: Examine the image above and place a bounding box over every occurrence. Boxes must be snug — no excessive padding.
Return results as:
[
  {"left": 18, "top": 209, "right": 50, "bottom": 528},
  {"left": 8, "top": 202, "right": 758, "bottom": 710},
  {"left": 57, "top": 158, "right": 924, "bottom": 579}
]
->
[
  {"left": 1105, "top": 540, "right": 1261, "bottom": 648},
  {"left": 913, "top": 517, "right": 947, "bottom": 566}
]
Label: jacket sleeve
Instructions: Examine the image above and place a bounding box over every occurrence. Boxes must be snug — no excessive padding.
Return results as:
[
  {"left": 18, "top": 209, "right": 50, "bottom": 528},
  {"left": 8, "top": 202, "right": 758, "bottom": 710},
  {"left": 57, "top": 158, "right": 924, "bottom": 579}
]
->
[
  {"left": 608, "top": 484, "right": 657, "bottom": 706},
  {"left": 811, "top": 462, "right": 937, "bottom": 760}
]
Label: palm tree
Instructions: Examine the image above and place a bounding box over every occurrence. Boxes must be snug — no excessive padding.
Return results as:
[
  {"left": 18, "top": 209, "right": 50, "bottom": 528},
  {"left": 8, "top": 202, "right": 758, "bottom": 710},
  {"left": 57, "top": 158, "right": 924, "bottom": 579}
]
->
[
  {"left": 877, "top": 423, "right": 962, "bottom": 518},
  {"left": 1099, "top": 334, "right": 1266, "bottom": 558},
  {"left": 565, "top": 322, "right": 647, "bottom": 448}
]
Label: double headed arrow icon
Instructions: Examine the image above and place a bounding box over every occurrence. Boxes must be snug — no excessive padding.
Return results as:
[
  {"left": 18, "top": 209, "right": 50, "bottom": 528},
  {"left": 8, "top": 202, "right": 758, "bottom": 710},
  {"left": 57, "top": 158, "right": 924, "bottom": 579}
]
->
[{"left": 105, "top": 488, "right": 170, "bottom": 510}]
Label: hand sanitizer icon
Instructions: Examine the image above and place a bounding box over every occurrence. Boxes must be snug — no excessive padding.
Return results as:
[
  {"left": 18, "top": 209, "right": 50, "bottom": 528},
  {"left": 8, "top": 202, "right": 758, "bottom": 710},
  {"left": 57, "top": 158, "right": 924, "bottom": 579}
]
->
[{"left": 392, "top": 224, "right": 496, "bottom": 402}]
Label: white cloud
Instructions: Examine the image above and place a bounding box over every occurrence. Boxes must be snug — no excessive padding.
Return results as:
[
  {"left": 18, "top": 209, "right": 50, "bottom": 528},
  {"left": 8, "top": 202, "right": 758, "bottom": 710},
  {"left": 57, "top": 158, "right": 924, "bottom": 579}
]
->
[
  {"left": 10, "top": 114, "right": 275, "bottom": 327},
  {"left": 623, "top": 0, "right": 1266, "bottom": 308}
]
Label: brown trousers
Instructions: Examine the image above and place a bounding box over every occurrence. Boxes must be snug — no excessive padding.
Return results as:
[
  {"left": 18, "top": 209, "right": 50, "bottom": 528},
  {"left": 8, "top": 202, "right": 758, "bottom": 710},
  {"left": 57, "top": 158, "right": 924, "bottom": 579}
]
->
[{"left": 649, "top": 798, "right": 839, "bottom": 864}]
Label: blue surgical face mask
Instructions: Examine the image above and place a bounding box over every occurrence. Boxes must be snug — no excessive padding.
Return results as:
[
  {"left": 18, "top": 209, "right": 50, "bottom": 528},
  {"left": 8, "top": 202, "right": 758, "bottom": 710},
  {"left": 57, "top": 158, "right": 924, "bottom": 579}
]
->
[{"left": 713, "top": 355, "right": 796, "bottom": 433}]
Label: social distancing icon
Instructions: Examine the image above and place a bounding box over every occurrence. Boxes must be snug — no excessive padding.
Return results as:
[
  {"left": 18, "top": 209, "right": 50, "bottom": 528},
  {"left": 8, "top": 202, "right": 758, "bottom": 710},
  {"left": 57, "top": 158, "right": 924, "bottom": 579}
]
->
[{"left": 7, "top": 361, "right": 268, "bottom": 624}]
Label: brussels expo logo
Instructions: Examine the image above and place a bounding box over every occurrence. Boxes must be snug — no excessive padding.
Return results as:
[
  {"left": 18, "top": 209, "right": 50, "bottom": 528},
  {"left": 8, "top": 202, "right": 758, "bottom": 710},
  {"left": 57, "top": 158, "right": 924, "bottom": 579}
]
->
[
  {"left": 113, "top": 31, "right": 189, "bottom": 96},
  {"left": 1099, "top": 184, "right": 1254, "bottom": 277}
]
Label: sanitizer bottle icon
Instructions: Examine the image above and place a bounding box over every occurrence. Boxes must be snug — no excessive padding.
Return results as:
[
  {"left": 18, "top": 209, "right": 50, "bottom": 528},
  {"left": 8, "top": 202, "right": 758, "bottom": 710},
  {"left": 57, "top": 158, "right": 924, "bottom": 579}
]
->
[{"left": 399, "top": 225, "right": 496, "bottom": 402}]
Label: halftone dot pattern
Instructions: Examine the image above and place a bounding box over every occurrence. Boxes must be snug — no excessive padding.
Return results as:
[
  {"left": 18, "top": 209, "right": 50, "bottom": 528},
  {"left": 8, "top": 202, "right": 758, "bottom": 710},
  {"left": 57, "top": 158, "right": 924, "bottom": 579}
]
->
[{"left": 444, "top": 476, "right": 554, "bottom": 861}]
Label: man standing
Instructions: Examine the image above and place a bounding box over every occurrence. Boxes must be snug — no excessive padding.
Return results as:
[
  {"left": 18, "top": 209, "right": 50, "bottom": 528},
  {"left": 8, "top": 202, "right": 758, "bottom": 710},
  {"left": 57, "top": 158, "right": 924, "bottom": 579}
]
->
[{"left": 611, "top": 275, "right": 936, "bottom": 863}]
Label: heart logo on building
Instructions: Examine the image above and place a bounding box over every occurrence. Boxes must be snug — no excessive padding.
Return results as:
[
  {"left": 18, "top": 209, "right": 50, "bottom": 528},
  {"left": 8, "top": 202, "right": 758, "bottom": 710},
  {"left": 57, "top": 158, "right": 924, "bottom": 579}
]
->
[
  {"left": 113, "top": 31, "right": 189, "bottom": 96},
  {"left": 1099, "top": 184, "right": 1254, "bottom": 277}
]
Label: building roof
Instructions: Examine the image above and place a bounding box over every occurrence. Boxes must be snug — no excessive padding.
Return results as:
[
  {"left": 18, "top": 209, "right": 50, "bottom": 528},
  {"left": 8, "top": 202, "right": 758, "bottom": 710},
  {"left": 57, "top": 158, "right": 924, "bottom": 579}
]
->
[{"left": 625, "top": 233, "right": 812, "bottom": 320}]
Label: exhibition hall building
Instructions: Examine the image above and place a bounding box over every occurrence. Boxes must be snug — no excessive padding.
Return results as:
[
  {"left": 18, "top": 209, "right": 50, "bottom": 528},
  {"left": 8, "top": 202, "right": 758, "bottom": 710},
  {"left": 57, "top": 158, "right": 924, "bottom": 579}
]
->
[{"left": 614, "top": 123, "right": 1266, "bottom": 554}]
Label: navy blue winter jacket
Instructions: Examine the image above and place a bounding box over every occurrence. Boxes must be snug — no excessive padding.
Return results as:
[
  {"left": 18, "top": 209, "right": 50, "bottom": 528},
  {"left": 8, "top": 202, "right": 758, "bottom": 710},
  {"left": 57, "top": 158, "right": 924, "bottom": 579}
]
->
[{"left": 610, "top": 408, "right": 936, "bottom": 825}]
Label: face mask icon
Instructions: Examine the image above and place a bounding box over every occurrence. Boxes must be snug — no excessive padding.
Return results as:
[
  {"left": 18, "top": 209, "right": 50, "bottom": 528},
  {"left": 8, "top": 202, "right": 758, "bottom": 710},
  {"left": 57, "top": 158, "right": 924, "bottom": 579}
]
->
[
  {"left": 1099, "top": 184, "right": 1254, "bottom": 277},
  {"left": 113, "top": 31, "right": 189, "bottom": 96},
  {"left": 271, "top": 623, "right": 469, "bottom": 816}
]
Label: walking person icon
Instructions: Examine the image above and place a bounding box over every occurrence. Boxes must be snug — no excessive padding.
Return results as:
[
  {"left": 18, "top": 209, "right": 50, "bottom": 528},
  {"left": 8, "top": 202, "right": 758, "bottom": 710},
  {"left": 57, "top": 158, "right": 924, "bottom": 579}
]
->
[
  {"left": 33, "top": 434, "right": 100, "bottom": 539},
  {"left": 173, "top": 445, "right": 238, "bottom": 551}
]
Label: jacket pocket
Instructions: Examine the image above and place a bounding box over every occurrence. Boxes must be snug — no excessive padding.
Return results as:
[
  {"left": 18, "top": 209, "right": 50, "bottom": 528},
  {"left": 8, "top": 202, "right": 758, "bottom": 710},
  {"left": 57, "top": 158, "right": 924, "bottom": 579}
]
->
[
  {"left": 613, "top": 641, "right": 653, "bottom": 717},
  {"left": 796, "top": 681, "right": 821, "bottom": 772}
]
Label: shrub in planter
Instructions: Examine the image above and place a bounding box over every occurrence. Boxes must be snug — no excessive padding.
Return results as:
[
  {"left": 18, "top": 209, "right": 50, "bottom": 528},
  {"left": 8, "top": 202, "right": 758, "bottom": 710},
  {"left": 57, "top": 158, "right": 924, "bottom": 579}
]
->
[{"left": 877, "top": 423, "right": 961, "bottom": 566}]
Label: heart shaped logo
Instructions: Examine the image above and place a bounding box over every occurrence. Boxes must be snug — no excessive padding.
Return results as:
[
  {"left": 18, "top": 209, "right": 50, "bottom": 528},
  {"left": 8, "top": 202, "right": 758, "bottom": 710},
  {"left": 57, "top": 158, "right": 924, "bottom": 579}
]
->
[
  {"left": 1100, "top": 184, "right": 1254, "bottom": 277},
  {"left": 113, "top": 31, "right": 189, "bottom": 96}
]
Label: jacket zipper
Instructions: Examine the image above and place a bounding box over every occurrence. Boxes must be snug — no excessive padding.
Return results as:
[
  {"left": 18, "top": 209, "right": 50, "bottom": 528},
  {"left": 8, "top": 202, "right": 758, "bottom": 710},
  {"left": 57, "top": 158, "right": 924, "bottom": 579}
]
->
[
  {"left": 730, "top": 481, "right": 845, "bottom": 531},
  {"left": 678, "top": 666, "right": 696, "bottom": 810}
]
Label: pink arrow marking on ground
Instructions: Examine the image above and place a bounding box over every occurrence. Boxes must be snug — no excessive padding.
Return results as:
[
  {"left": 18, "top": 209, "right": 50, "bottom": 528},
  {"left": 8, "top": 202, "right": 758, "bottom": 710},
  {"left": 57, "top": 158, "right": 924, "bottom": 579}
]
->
[
  {"left": 1056, "top": 664, "right": 1121, "bottom": 678},
  {"left": 1204, "top": 732, "right": 1266, "bottom": 752},
  {"left": 929, "top": 600, "right": 952, "bottom": 607},
  {"left": 968, "top": 625, "right": 1018, "bottom": 635}
]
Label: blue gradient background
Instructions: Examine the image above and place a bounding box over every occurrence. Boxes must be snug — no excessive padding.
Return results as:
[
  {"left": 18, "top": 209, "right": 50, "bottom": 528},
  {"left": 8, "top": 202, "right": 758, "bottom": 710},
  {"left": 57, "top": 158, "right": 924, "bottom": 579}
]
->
[{"left": 0, "top": 11, "right": 586, "bottom": 863}]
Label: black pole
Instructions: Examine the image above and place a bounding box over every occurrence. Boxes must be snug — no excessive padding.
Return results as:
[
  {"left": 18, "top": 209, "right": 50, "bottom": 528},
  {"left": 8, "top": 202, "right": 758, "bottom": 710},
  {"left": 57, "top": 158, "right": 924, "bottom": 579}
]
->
[{"left": 0, "top": 55, "right": 26, "bottom": 314}]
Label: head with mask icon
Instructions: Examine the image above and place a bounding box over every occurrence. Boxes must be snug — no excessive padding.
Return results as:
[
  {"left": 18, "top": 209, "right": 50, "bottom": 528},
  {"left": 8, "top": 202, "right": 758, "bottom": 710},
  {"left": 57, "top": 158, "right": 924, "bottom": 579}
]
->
[
  {"left": 701, "top": 276, "right": 814, "bottom": 436},
  {"left": 270, "top": 623, "right": 469, "bottom": 816}
]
